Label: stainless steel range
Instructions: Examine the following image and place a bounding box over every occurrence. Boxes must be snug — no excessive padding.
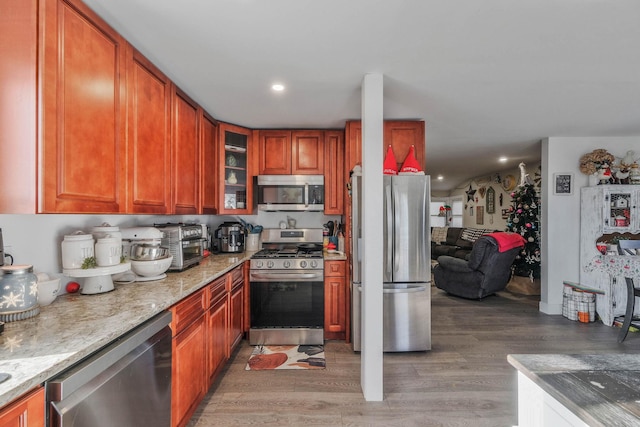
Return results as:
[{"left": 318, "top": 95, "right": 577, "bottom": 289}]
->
[{"left": 249, "top": 228, "right": 324, "bottom": 345}]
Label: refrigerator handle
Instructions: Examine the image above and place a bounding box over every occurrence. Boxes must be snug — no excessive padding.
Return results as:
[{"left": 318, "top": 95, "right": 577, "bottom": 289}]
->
[{"left": 385, "top": 180, "right": 393, "bottom": 279}]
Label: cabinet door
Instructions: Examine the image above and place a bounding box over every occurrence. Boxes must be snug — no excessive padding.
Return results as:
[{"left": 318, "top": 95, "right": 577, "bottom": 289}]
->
[
  {"left": 384, "top": 121, "right": 425, "bottom": 172},
  {"left": 219, "top": 123, "right": 252, "bottom": 214},
  {"left": 292, "top": 131, "right": 324, "bottom": 174},
  {"left": 344, "top": 120, "right": 362, "bottom": 176},
  {"left": 259, "top": 130, "right": 291, "bottom": 174},
  {"left": 172, "top": 315, "right": 206, "bottom": 427},
  {"left": 324, "top": 131, "right": 344, "bottom": 214},
  {"left": 201, "top": 112, "right": 219, "bottom": 214},
  {"left": 603, "top": 189, "right": 635, "bottom": 232},
  {"left": 207, "top": 280, "right": 228, "bottom": 385},
  {"left": 41, "top": 0, "right": 127, "bottom": 213},
  {"left": 228, "top": 267, "right": 244, "bottom": 354},
  {"left": 0, "top": 0, "right": 38, "bottom": 213},
  {"left": 172, "top": 90, "right": 200, "bottom": 214},
  {"left": 0, "top": 387, "right": 44, "bottom": 427},
  {"left": 324, "top": 260, "right": 347, "bottom": 340},
  {"left": 126, "top": 48, "right": 171, "bottom": 214}
]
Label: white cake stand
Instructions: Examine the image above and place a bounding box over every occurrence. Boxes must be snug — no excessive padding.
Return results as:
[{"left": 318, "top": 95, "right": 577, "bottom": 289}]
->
[{"left": 63, "top": 262, "right": 131, "bottom": 295}]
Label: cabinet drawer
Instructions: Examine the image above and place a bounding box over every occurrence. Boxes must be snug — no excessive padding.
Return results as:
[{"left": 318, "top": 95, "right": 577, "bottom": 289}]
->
[
  {"left": 324, "top": 260, "right": 346, "bottom": 277},
  {"left": 171, "top": 289, "right": 206, "bottom": 335},
  {"left": 208, "top": 276, "right": 227, "bottom": 307},
  {"left": 229, "top": 265, "right": 244, "bottom": 290}
]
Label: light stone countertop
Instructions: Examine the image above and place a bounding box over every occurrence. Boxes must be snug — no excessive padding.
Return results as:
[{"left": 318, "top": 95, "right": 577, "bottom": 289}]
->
[
  {"left": 508, "top": 353, "right": 640, "bottom": 426},
  {"left": 0, "top": 252, "right": 254, "bottom": 408}
]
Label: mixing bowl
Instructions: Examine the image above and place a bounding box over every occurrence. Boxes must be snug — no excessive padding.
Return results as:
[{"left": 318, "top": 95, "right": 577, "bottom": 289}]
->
[
  {"left": 38, "top": 278, "right": 61, "bottom": 306},
  {"left": 130, "top": 243, "right": 169, "bottom": 261},
  {"left": 130, "top": 256, "right": 173, "bottom": 277}
]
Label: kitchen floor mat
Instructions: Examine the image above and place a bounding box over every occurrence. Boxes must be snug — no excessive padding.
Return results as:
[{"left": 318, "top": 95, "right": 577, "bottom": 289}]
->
[{"left": 245, "top": 344, "right": 325, "bottom": 370}]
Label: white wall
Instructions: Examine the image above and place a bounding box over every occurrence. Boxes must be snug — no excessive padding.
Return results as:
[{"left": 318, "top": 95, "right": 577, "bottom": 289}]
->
[
  {"left": 449, "top": 164, "right": 541, "bottom": 231},
  {"left": 541, "top": 137, "right": 640, "bottom": 314}
]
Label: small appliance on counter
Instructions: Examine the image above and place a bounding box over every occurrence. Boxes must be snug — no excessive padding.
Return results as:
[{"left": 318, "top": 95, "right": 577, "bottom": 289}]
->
[
  {"left": 213, "top": 222, "right": 245, "bottom": 253},
  {"left": 118, "top": 227, "right": 172, "bottom": 282},
  {"left": 154, "top": 223, "right": 205, "bottom": 271}
]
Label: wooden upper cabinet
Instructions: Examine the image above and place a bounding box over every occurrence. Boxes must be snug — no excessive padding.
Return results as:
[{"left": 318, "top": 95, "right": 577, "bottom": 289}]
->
[
  {"left": 292, "top": 131, "right": 324, "bottom": 174},
  {"left": 344, "top": 120, "right": 425, "bottom": 174},
  {"left": 0, "top": 0, "right": 38, "bottom": 213},
  {"left": 258, "top": 130, "right": 291, "bottom": 174},
  {"left": 201, "top": 112, "right": 219, "bottom": 214},
  {"left": 384, "top": 121, "right": 425, "bottom": 172},
  {"left": 258, "top": 130, "right": 324, "bottom": 175},
  {"left": 218, "top": 122, "right": 252, "bottom": 215},
  {"left": 126, "top": 48, "right": 172, "bottom": 214},
  {"left": 41, "top": 0, "right": 127, "bottom": 213},
  {"left": 172, "top": 90, "right": 200, "bottom": 214},
  {"left": 324, "top": 131, "right": 344, "bottom": 214}
]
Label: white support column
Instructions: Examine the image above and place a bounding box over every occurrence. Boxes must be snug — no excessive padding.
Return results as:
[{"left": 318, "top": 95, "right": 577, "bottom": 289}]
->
[{"left": 360, "top": 73, "right": 384, "bottom": 401}]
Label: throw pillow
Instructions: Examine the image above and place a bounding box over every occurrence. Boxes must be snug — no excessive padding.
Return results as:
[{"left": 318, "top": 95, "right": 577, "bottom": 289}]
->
[
  {"left": 460, "top": 228, "right": 488, "bottom": 243},
  {"left": 431, "top": 227, "right": 448, "bottom": 244}
]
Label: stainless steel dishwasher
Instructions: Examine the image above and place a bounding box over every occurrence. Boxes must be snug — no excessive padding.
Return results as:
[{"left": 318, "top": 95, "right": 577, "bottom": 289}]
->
[{"left": 46, "top": 311, "right": 172, "bottom": 427}]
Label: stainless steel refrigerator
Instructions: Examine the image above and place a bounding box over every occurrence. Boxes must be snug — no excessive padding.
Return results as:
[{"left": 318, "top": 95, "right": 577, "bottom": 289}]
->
[{"left": 351, "top": 173, "right": 431, "bottom": 352}]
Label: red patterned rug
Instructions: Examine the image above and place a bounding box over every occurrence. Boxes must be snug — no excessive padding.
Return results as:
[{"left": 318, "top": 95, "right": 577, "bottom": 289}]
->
[{"left": 245, "top": 345, "right": 325, "bottom": 370}]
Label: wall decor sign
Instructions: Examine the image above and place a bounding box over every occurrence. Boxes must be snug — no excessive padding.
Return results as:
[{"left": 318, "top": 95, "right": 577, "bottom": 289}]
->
[
  {"left": 486, "top": 186, "right": 496, "bottom": 214},
  {"left": 476, "top": 206, "right": 484, "bottom": 225},
  {"left": 553, "top": 173, "right": 573, "bottom": 195}
]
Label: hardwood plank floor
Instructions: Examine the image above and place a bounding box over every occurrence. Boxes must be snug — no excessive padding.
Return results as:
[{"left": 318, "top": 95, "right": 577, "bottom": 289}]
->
[{"left": 188, "top": 287, "right": 640, "bottom": 426}]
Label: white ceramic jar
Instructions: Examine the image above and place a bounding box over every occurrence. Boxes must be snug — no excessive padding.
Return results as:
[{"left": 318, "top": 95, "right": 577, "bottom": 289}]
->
[
  {"left": 92, "top": 223, "right": 122, "bottom": 248},
  {"left": 61, "top": 232, "right": 94, "bottom": 269},
  {"left": 95, "top": 236, "right": 122, "bottom": 267}
]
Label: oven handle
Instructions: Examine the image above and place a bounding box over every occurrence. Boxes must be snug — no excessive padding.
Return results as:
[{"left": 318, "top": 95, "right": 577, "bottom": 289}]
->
[{"left": 250, "top": 272, "right": 324, "bottom": 281}]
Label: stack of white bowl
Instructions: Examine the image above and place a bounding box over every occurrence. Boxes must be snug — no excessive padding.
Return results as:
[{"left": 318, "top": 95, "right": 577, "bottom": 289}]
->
[{"left": 129, "top": 242, "right": 173, "bottom": 278}]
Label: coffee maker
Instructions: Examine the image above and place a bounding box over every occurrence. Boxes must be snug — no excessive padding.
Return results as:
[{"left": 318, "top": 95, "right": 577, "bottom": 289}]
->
[{"left": 214, "top": 222, "right": 245, "bottom": 253}]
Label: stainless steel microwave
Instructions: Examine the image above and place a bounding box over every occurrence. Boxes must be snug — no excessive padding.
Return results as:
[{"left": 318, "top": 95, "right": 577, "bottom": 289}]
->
[{"left": 255, "top": 175, "right": 324, "bottom": 211}]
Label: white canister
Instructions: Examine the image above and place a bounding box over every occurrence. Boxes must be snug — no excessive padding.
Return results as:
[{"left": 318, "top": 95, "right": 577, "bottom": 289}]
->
[
  {"left": 61, "top": 232, "right": 95, "bottom": 269},
  {"left": 92, "top": 224, "right": 122, "bottom": 247},
  {"left": 95, "top": 236, "right": 122, "bottom": 267}
]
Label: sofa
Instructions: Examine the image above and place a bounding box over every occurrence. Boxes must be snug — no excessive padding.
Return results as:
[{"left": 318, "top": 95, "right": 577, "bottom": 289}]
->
[
  {"left": 431, "top": 227, "right": 495, "bottom": 260},
  {"left": 433, "top": 233, "right": 525, "bottom": 299}
]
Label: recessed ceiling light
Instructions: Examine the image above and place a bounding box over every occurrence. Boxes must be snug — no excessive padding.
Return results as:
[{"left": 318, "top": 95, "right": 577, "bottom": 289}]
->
[
  {"left": 499, "top": 156, "right": 508, "bottom": 163},
  {"left": 437, "top": 175, "right": 444, "bottom": 180},
  {"left": 271, "top": 83, "right": 285, "bottom": 92}
]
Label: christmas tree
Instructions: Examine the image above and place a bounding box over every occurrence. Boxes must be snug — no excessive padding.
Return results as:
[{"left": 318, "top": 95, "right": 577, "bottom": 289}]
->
[{"left": 506, "top": 183, "right": 541, "bottom": 279}]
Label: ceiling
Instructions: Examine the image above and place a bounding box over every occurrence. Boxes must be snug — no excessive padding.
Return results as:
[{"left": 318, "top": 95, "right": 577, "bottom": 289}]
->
[{"left": 82, "top": 0, "right": 640, "bottom": 192}]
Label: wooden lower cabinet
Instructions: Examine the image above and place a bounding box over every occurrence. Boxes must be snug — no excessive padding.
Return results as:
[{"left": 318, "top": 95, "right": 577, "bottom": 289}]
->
[
  {"left": 207, "top": 276, "right": 228, "bottom": 386},
  {"left": 0, "top": 387, "right": 44, "bottom": 427},
  {"left": 171, "top": 263, "right": 247, "bottom": 426},
  {"left": 228, "top": 266, "right": 245, "bottom": 355},
  {"left": 324, "top": 260, "right": 347, "bottom": 340},
  {"left": 171, "top": 290, "right": 207, "bottom": 427}
]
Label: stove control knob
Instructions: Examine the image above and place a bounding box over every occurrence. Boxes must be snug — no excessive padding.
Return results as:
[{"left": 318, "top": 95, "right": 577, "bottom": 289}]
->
[
  {"left": 267, "top": 261, "right": 274, "bottom": 269},
  {"left": 283, "top": 261, "right": 291, "bottom": 268},
  {"left": 300, "top": 260, "right": 307, "bottom": 268},
  {"left": 255, "top": 261, "right": 263, "bottom": 269},
  {"left": 310, "top": 260, "right": 318, "bottom": 269}
]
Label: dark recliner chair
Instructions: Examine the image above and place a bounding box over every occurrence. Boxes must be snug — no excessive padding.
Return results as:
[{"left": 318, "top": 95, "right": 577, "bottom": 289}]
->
[{"left": 433, "top": 234, "right": 523, "bottom": 300}]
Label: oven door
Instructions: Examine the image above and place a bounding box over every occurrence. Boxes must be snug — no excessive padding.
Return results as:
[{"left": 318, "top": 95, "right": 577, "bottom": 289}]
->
[
  {"left": 249, "top": 269, "right": 324, "bottom": 345},
  {"left": 171, "top": 238, "right": 204, "bottom": 270}
]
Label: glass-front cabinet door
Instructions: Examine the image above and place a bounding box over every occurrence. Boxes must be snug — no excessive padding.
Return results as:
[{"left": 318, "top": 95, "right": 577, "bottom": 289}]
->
[
  {"left": 603, "top": 188, "right": 636, "bottom": 232},
  {"left": 219, "top": 123, "right": 252, "bottom": 214}
]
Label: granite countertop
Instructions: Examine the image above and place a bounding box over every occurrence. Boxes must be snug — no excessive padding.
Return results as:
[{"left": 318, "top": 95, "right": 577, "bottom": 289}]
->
[
  {"left": 323, "top": 251, "right": 347, "bottom": 261},
  {"left": 508, "top": 354, "right": 640, "bottom": 426},
  {"left": 0, "top": 252, "right": 254, "bottom": 408}
]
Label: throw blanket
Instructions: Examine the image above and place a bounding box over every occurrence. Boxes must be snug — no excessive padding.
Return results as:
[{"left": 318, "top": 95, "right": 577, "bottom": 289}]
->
[{"left": 485, "top": 232, "right": 526, "bottom": 252}]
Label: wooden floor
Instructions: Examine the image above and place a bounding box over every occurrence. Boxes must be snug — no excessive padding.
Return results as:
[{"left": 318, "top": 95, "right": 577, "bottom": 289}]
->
[{"left": 187, "top": 287, "right": 640, "bottom": 426}]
